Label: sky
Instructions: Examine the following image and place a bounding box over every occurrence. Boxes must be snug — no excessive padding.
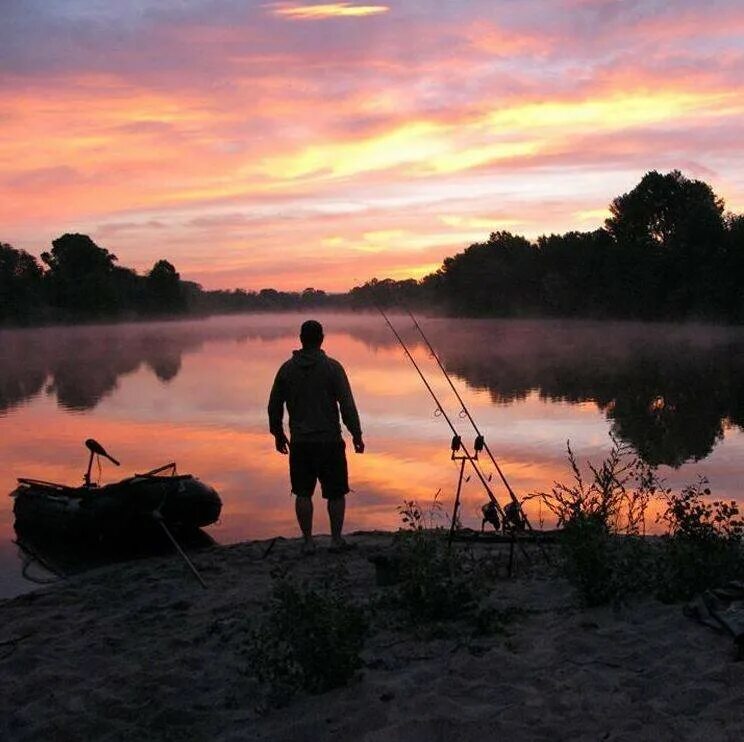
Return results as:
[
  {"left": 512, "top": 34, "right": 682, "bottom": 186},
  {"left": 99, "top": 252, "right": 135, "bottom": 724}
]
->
[{"left": 1, "top": 0, "right": 743, "bottom": 291}]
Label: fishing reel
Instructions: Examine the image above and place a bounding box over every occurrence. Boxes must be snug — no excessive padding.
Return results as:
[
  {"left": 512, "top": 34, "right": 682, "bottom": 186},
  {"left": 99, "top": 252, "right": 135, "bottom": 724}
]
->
[
  {"left": 481, "top": 500, "right": 527, "bottom": 534},
  {"left": 481, "top": 501, "right": 501, "bottom": 532},
  {"left": 503, "top": 501, "right": 527, "bottom": 532}
]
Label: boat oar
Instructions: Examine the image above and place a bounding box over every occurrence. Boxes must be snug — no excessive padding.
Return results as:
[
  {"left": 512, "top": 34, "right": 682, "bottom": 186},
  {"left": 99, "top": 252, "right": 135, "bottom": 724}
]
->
[{"left": 152, "top": 510, "right": 207, "bottom": 589}]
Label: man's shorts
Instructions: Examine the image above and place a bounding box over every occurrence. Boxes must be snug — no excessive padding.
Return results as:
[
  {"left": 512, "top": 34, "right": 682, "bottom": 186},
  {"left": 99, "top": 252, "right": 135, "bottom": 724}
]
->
[{"left": 289, "top": 440, "right": 349, "bottom": 499}]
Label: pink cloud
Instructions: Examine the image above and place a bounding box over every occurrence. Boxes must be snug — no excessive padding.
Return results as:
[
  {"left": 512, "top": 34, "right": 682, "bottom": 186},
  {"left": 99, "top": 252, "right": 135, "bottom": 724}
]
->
[{"left": 1, "top": 1, "right": 743, "bottom": 290}]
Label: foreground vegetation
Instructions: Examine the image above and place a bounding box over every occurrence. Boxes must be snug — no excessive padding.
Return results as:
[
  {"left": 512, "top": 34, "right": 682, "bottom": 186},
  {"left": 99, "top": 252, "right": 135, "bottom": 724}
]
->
[
  {"left": 3, "top": 170, "right": 743, "bottom": 325},
  {"left": 531, "top": 440, "right": 744, "bottom": 606},
  {"left": 245, "top": 440, "right": 743, "bottom": 705}
]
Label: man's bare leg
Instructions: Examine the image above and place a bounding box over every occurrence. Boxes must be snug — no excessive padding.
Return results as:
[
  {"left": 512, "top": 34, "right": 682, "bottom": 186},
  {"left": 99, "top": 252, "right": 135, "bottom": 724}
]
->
[
  {"left": 327, "top": 496, "right": 346, "bottom": 546},
  {"left": 295, "top": 495, "right": 315, "bottom": 551}
]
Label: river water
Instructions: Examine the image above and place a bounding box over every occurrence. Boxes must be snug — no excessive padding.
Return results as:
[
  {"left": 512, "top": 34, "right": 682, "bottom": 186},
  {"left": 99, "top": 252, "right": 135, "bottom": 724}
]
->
[{"left": 2, "top": 313, "right": 743, "bottom": 598}]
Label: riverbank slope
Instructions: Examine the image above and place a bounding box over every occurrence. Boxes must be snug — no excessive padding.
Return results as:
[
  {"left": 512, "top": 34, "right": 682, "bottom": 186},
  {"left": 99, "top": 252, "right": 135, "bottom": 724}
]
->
[{"left": 0, "top": 533, "right": 741, "bottom": 741}]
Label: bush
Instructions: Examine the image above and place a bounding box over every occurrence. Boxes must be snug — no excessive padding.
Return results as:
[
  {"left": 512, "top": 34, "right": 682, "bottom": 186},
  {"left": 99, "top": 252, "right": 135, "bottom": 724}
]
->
[
  {"left": 656, "top": 479, "right": 744, "bottom": 601},
  {"left": 533, "top": 440, "right": 744, "bottom": 605},
  {"left": 245, "top": 573, "right": 367, "bottom": 705},
  {"left": 558, "top": 514, "right": 613, "bottom": 606},
  {"left": 390, "top": 497, "right": 482, "bottom": 624},
  {"left": 534, "top": 439, "right": 654, "bottom": 535},
  {"left": 530, "top": 440, "right": 657, "bottom": 606}
]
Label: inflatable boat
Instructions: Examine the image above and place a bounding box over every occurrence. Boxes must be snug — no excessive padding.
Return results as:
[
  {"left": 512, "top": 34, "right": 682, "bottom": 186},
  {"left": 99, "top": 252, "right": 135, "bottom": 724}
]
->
[{"left": 11, "top": 439, "right": 222, "bottom": 539}]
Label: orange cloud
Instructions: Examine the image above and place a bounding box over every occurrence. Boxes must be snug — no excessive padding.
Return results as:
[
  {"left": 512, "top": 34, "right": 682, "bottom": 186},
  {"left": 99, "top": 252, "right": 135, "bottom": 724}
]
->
[
  {"left": 1, "top": 1, "right": 743, "bottom": 290},
  {"left": 267, "top": 2, "right": 389, "bottom": 20}
]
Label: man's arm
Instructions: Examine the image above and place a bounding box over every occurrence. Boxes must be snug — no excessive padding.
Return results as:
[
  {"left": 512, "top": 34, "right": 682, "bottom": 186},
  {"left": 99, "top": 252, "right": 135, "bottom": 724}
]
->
[
  {"left": 268, "top": 369, "right": 289, "bottom": 454},
  {"left": 333, "top": 362, "right": 364, "bottom": 452}
]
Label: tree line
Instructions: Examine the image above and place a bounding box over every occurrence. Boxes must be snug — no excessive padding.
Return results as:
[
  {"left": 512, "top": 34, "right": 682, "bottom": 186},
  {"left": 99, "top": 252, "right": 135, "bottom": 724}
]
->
[
  {"left": 0, "top": 233, "right": 333, "bottom": 324},
  {"left": 352, "top": 170, "right": 744, "bottom": 321},
  {"left": 2, "top": 170, "right": 743, "bottom": 325}
]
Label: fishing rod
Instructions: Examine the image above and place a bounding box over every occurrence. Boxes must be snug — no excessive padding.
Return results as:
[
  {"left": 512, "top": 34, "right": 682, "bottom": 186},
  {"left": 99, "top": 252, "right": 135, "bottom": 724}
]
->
[
  {"left": 406, "top": 312, "right": 529, "bottom": 517},
  {"left": 405, "top": 309, "right": 550, "bottom": 561},
  {"left": 376, "top": 307, "right": 508, "bottom": 523}
]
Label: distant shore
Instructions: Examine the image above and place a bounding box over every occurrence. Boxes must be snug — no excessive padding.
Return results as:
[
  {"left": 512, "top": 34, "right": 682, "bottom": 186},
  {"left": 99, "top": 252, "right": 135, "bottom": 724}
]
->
[
  {"left": 1, "top": 532, "right": 741, "bottom": 740},
  {"left": 5, "top": 306, "right": 744, "bottom": 334},
  {"left": 0, "top": 306, "right": 352, "bottom": 332}
]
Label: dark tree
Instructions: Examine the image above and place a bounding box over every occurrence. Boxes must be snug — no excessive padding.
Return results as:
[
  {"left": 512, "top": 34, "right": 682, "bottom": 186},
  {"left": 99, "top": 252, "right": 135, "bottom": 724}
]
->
[
  {"left": 3, "top": 171, "right": 742, "bottom": 325},
  {"left": 605, "top": 170, "right": 724, "bottom": 251},
  {"left": 112, "top": 266, "right": 147, "bottom": 314},
  {"left": 300, "top": 288, "right": 328, "bottom": 308},
  {"left": 0, "top": 242, "right": 44, "bottom": 322},
  {"left": 348, "top": 277, "right": 421, "bottom": 308},
  {"left": 725, "top": 213, "right": 744, "bottom": 247},
  {"left": 41, "top": 233, "right": 120, "bottom": 316},
  {"left": 147, "top": 259, "right": 186, "bottom": 313},
  {"left": 721, "top": 214, "right": 744, "bottom": 320},
  {"left": 434, "top": 231, "right": 538, "bottom": 316},
  {"left": 537, "top": 229, "right": 615, "bottom": 317},
  {"left": 605, "top": 170, "right": 726, "bottom": 317}
]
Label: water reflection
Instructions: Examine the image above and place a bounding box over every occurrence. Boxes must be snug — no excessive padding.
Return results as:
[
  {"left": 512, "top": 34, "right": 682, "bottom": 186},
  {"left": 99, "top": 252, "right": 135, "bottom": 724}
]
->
[
  {"left": 423, "top": 319, "right": 744, "bottom": 468},
  {"left": 3, "top": 316, "right": 744, "bottom": 468},
  {"left": 0, "top": 317, "right": 400, "bottom": 414},
  {"left": 3, "top": 314, "right": 744, "bottom": 600}
]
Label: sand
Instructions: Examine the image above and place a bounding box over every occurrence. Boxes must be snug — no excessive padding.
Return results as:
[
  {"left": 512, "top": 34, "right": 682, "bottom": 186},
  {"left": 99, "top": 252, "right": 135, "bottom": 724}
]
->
[{"left": 0, "top": 532, "right": 742, "bottom": 741}]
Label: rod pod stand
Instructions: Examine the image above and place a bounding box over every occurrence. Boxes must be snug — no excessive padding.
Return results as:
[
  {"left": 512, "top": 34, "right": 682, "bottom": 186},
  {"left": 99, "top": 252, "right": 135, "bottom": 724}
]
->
[
  {"left": 448, "top": 434, "right": 483, "bottom": 543},
  {"left": 376, "top": 305, "right": 530, "bottom": 565},
  {"left": 405, "top": 309, "right": 551, "bottom": 565}
]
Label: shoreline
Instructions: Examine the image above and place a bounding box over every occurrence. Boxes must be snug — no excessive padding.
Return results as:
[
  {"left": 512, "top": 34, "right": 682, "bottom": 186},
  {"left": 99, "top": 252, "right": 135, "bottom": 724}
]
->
[
  {"left": 4, "top": 309, "right": 744, "bottom": 334},
  {"left": 1, "top": 531, "right": 742, "bottom": 740}
]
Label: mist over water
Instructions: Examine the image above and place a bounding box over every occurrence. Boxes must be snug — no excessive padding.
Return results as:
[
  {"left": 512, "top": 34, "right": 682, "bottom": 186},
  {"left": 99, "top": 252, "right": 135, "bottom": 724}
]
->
[{"left": 2, "top": 313, "right": 744, "bottom": 598}]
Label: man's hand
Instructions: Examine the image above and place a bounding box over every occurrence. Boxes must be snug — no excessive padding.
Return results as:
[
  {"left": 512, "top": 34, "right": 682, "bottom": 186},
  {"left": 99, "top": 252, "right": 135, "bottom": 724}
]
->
[
  {"left": 353, "top": 435, "right": 365, "bottom": 454},
  {"left": 274, "top": 432, "right": 289, "bottom": 454}
]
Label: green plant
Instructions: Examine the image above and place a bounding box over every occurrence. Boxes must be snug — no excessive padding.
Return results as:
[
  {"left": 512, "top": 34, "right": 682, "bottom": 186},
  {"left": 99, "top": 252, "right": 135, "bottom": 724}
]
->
[
  {"left": 390, "top": 494, "right": 482, "bottom": 624},
  {"left": 533, "top": 439, "right": 655, "bottom": 535},
  {"left": 245, "top": 573, "right": 367, "bottom": 705},
  {"left": 397, "top": 491, "right": 444, "bottom": 530},
  {"left": 529, "top": 440, "right": 657, "bottom": 606},
  {"left": 656, "top": 479, "right": 744, "bottom": 601},
  {"left": 396, "top": 529, "right": 476, "bottom": 623},
  {"left": 558, "top": 513, "right": 613, "bottom": 606}
]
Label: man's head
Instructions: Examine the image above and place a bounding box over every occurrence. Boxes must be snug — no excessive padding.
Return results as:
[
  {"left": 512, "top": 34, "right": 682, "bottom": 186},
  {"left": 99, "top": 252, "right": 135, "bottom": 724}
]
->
[{"left": 300, "top": 319, "right": 324, "bottom": 349}]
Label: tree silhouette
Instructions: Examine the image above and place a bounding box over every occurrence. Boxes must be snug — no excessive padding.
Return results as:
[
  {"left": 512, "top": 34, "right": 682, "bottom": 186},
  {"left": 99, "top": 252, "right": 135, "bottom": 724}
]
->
[
  {"left": 147, "top": 259, "right": 186, "bottom": 313},
  {"left": 2, "top": 170, "right": 743, "bottom": 326},
  {"left": 721, "top": 214, "right": 744, "bottom": 321},
  {"left": 605, "top": 170, "right": 725, "bottom": 252},
  {"left": 348, "top": 277, "right": 420, "bottom": 308},
  {"left": 41, "top": 233, "right": 119, "bottom": 316},
  {"left": 0, "top": 242, "right": 44, "bottom": 322},
  {"left": 605, "top": 170, "right": 727, "bottom": 318},
  {"left": 537, "top": 230, "right": 615, "bottom": 316},
  {"left": 433, "top": 231, "right": 538, "bottom": 315}
]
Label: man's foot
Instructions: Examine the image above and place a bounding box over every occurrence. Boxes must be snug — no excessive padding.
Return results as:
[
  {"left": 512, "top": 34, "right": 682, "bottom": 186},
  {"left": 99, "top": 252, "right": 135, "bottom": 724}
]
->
[
  {"left": 301, "top": 539, "right": 317, "bottom": 556},
  {"left": 329, "top": 538, "right": 357, "bottom": 554}
]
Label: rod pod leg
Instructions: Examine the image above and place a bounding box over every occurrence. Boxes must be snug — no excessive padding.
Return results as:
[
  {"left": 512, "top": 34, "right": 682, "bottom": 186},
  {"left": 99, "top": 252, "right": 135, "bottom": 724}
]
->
[{"left": 448, "top": 458, "right": 467, "bottom": 544}]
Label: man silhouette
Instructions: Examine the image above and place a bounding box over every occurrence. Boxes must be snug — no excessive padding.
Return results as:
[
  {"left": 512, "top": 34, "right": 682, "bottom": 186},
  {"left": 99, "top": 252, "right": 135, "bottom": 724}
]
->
[{"left": 268, "top": 320, "right": 364, "bottom": 553}]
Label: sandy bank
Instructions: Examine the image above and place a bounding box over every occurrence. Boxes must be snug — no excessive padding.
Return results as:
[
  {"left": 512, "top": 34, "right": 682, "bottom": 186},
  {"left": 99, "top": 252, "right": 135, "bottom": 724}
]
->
[{"left": 0, "top": 532, "right": 742, "bottom": 741}]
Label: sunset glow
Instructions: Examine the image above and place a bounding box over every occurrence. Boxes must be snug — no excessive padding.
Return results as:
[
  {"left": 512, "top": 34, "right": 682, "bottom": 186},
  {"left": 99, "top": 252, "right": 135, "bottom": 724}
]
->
[
  {"left": 268, "top": 3, "right": 390, "bottom": 20},
  {"left": 4, "top": 315, "right": 744, "bottom": 568},
  {"left": 2, "top": 1, "right": 743, "bottom": 290}
]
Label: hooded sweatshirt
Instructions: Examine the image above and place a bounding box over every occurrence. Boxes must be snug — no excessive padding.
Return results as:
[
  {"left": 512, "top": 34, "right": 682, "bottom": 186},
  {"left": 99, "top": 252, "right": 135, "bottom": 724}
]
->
[{"left": 268, "top": 348, "right": 362, "bottom": 443}]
